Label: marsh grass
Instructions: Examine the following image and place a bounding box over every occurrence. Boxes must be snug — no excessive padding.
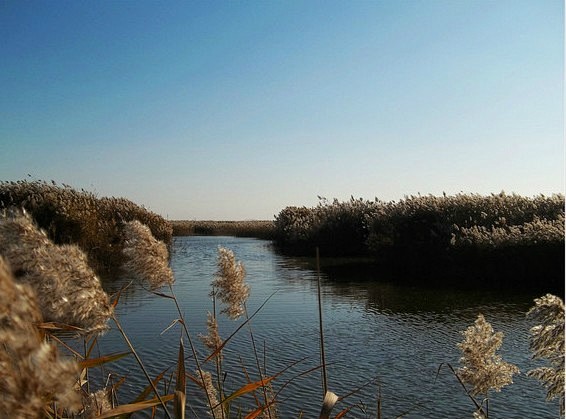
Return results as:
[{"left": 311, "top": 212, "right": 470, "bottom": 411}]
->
[
  {"left": 0, "top": 210, "right": 112, "bottom": 333},
  {"left": 274, "top": 193, "right": 565, "bottom": 290},
  {"left": 0, "top": 180, "right": 173, "bottom": 277},
  {"left": 171, "top": 220, "right": 275, "bottom": 240}
]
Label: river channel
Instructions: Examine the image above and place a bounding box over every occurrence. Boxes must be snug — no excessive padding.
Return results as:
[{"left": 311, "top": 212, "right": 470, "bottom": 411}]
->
[{"left": 92, "top": 236, "right": 558, "bottom": 418}]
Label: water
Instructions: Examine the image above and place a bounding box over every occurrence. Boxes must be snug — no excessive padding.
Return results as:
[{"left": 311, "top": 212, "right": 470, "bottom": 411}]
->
[{"left": 86, "top": 236, "right": 559, "bottom": 418}]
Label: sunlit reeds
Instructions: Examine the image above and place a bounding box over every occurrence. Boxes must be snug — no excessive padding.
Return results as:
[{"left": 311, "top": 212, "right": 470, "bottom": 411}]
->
[
  {"left": 122, "top": 219, "right": 174, "bottom": 288},
  {"left": 0, "top": 256, "right": 81, "bottom": 417},
  {"left": 0, "top": 179, "right": 173, "bottom": 276},
  {"left": 275, "top": 193, "right": 564, "bottom": 256},
  {"left": 213, "top": 247, "right": 250, "bottom": 320},
  {"left": 0, "top": 210, "right": 112, "bottom": 333},
  {"left": 527, "top": 294, "right": 565, "bottom": 416},
  {"left": 274, "top": 193, "right": 564, "bottom": 289}
]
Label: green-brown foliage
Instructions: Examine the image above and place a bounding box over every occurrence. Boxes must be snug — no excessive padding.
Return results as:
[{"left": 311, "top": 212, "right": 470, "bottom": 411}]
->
[{"left": 0, "top": 180, "right": 173, "bottom": 276}]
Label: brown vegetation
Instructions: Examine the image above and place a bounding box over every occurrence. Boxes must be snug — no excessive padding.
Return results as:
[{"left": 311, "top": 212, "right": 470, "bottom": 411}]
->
[
  {"left": 274, "top": 193, "right": 565, "bottom": 290},
  {"left": 0, "top": 210, "right": 112, "bottom": 333},
  {"left": 0, "top": 180, "right": 173, "bottom": 276},
  {"left": 171, "top": 220, "right": 275, "bottom": 239}
]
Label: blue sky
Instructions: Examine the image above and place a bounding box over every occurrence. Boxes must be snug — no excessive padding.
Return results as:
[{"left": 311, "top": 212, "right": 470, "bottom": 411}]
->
[{"left": 1, "top": 0, "right": 563, "bottom": 220}]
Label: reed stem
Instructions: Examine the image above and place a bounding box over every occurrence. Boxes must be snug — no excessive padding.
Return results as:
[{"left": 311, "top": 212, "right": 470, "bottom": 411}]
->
[
  {"left": 316, "top": 247, "right": 328, "bottom": 397},
  {"left": 112, "top": 314, "right": 172, "bottom": 419}
]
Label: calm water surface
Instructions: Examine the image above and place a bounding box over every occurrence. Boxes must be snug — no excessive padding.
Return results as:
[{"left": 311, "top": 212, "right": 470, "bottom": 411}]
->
[{"left": 91, "top": 236, "right": 558, "bottom": 418}]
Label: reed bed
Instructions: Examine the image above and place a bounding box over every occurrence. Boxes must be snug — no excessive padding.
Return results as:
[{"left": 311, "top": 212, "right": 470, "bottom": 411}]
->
[
  {"left": 171, "top": 220, "right": 275, "bottom": 239},
  {"left": 274, "top": 193, "right": 565, "bottom": 290},
  {"left": 0, "top": 180, "right": 173, "bottom": 276}
]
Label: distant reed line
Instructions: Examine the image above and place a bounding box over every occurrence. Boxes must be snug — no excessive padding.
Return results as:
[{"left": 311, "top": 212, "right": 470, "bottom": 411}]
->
[{"left": 171, "top": 220, "right": 276, "bottom": 239}]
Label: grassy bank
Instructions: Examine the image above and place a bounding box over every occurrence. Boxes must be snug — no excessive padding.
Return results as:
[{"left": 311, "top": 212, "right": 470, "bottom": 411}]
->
[
  {"left": 0, "top": 180, "right": 173, "bottom": 277},
  {"left": 274, "top": 193, "right": 565, "bottom": 291},
  {"left": 172, "top": 219, "right": 275, "bottom": 239}
]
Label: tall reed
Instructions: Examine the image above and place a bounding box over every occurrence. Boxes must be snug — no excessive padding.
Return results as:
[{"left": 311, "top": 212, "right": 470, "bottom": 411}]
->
[
  {"left": 0, "top": 209, "right": 112, "bottom": 333},
  {"left": 0, "top": 256, "right": 81, "bottom": 417}
]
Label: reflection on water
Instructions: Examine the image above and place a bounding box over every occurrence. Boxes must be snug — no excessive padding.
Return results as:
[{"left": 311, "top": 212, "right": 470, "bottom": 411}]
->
[{"left": 80, "top": 236, "right": 558, "bottom": 418}]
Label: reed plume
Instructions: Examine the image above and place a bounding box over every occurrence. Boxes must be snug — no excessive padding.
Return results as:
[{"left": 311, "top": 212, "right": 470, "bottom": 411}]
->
[
  {"left": 212, "top": 247, "right": 250, "bottom": 320},
  {"left": 0, "top": 210, "right": 112, "bottom": 333},
  {"left": 81, "top": 388, "right": 113, "bottom": 417},
  {"left": 121, "top": 220, "right": 174, "bottom": 288},
  {"left": 197, "top": 369, "right": 223, "bottom": 418},
  {"left": 0, "top": 256, "right": 81, "bottom": 417},
  {"left": 457, "top": 314, "right": 519, "bottom": 397},
  {"left": 527, "top": 294, "right": 565, "bottom": 416},
  {"left": 199, "top": 311, "right": 223, "bottom": 360}
]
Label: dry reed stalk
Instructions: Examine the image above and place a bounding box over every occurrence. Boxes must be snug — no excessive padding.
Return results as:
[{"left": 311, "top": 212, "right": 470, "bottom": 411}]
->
[
  {"left": 121, "top": 220, "right": 174, "bottom": 289},
  {"left": 0, "top": 210, "right": 112, "bottom": 333},
  {"left": 0, "top": 256, "right": 81, "bottom": 417},
  {"left": 316, "top": 247, "right": 328, "bottom": 397}
]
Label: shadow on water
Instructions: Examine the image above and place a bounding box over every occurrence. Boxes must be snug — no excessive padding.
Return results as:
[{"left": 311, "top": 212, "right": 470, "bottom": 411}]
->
[{"left": 276, "top": 253, "right": 546, "bottom": 315}]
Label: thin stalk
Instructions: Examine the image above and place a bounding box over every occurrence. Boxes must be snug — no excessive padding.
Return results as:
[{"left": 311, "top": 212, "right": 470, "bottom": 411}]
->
[
  {"left": 244, "top": 303, "right": 273, "bottom": 419},
  {"left": 316, "top": 247, "right": 328, "bottom": 397},
  {"left": 167, "top": 284, "right": 218, "bottom": 419},
  {"left": 211, "top": 288, "right": 226, "bottom": 419},
  {"left": 112, "top": 314, "right": 172, "bottom": 419}
]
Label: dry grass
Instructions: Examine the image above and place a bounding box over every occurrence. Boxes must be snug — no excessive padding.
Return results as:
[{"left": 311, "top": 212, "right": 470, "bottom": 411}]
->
[
  {"left": 0, "top": 210, "right": 112, "bottom": 333},
  {"left": 527, "top": 294, "right": 565, "bottom": 416},
  {"left": 122, "top": 220, "right": 174, "bottom": 289},
  {"left": 0, "top": 256, "right": 81, "bottom": 417},
  {"left": 171, "top": 220, "right": 275, "bottom": 239},
  {"left": 0, "top": 180, "right": 173, "bottom": 276}
]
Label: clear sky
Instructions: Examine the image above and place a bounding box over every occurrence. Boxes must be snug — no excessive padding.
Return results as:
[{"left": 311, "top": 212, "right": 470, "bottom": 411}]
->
[{"left": 1, "top": 0, "right": 564, "bottom": 220}]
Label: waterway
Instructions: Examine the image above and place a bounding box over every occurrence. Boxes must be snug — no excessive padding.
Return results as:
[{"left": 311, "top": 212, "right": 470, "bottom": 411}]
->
[{"left": 91, "top": 236, "right": 558, "bottom": 418}]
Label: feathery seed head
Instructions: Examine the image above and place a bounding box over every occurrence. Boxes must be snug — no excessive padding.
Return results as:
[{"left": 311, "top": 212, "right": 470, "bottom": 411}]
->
[
  {"left": 527, "top": 294, "right": 565, "bottom": 415},
  {"left": 121, "top": 220, "right": 174, "bottom": 288},
  {"left": 0, "top": 211, "right": 112, "bottom": 334},
  {"left": 199, "top": 311, "right": 223, "bottom": 360},
  {"left": 457, "top": 314, "right": 519, "bottom": 396},
  {"left": 212, "top": 247, "right": 250, "bottom": 320},
  {"left": 198, "top": 369, "right": 223, "bottom": 418},
  {"left": 0, "top": 256, "right": 81, "bottom": 417}
]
